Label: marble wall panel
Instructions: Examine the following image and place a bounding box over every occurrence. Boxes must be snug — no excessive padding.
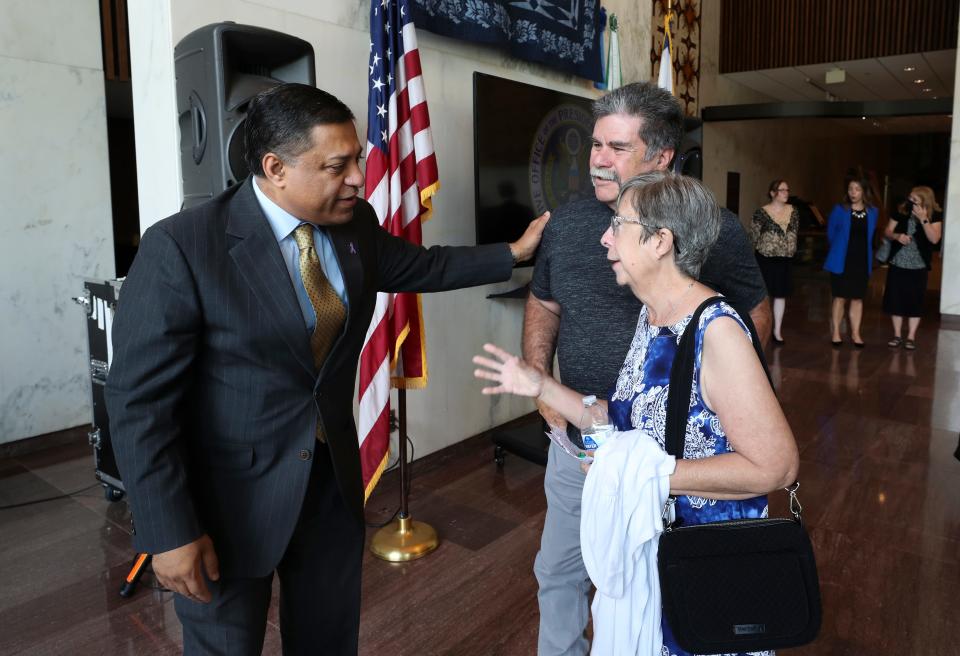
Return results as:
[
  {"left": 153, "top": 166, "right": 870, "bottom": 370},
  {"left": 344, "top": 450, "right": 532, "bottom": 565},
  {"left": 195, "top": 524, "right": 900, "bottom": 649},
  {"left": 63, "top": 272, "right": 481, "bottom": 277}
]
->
[
  {"left": 0, "top": 0, "right": 102, "bottom": 68},
  {"left": 0, "top": 54, "right": 114, "bottom": 442}
]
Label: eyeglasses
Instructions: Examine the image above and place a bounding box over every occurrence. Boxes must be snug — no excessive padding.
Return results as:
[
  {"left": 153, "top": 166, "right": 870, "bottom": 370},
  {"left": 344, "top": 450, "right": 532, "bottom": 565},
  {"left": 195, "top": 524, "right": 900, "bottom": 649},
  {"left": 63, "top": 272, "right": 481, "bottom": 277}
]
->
[
  {"left": 611, "top": 214, "right": 680, "bottom": 251},
  {"left": 777, "top": 187, "right": 790, "bottom": 193},
  {"left": 610, "top": 214, "right": 647, "bottom": 235}
]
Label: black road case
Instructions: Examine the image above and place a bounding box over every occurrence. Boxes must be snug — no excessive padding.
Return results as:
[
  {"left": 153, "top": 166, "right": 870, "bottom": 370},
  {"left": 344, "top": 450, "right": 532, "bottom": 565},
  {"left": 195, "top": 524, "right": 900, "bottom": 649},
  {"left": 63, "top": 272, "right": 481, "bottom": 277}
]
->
[{"left": 76, "top": 278, "right": 125, "bottom": 501}]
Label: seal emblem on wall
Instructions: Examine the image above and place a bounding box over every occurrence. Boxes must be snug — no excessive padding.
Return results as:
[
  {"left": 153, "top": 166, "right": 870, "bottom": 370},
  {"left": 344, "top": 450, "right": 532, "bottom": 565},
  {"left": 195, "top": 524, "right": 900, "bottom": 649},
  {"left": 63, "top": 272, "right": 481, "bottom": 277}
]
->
[{"left": 529, "top": 103, "right": 594, "bottom": 216}]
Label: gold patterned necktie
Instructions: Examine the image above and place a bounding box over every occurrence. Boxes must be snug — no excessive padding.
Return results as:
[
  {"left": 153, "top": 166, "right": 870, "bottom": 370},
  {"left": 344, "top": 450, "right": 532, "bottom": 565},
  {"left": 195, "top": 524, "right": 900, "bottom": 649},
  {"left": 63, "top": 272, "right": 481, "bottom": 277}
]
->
[{"left": 293, "top": 224, "right": 346, "bottom": 442}]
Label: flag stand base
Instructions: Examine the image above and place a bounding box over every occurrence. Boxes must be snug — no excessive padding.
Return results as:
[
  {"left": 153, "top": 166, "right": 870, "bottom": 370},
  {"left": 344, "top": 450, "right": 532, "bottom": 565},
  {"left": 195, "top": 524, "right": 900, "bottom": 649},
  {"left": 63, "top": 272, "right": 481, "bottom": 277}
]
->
[
  {"left": 370, "top": 515, "right": 439, "bottom": 562},
  {"left": 369, "top": 389, "right": 439, "bottom": 562}
]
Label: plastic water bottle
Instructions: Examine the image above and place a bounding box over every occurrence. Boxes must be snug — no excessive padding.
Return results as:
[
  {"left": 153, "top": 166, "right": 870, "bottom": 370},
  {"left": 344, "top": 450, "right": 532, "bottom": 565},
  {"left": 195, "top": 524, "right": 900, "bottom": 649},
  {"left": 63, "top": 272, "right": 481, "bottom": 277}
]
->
[{"left": 580, "top": 395, "right": 614, "bottom": 451}]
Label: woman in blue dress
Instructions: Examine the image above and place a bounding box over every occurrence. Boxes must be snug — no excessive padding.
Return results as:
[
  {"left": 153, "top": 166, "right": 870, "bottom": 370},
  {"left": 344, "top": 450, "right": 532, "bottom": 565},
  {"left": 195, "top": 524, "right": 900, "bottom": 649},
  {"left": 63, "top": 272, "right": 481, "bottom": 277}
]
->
[{"left": 473, "top": 171, "right": 799, "bottom": 655}]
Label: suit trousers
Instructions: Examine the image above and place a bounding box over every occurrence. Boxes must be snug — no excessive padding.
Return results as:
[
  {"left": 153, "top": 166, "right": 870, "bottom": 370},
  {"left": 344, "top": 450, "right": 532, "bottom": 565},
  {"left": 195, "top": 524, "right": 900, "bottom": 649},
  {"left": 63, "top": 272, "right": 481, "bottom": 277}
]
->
[
  {"left": 174, "top": 445, "right": 365, "bottom": 655},
  {"left": 534, "top": 442, "right": 591, "bottom": 655}
]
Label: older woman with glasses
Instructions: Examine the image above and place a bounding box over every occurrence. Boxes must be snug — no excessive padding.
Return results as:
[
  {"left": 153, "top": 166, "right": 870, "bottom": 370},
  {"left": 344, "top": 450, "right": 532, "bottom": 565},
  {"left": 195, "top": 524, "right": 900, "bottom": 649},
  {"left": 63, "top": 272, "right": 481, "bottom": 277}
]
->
[
  {"left": 473, "top": 171, "right": 798, "bottom": 656},
  {"left": 750, "top": 179, "right": 799, "bottom": 345}
]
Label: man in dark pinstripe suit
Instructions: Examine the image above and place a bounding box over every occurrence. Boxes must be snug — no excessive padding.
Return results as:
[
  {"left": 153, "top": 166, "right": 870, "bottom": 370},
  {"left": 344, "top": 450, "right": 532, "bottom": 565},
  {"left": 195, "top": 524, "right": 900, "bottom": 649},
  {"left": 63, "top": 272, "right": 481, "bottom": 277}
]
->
[{"left": 105, "top": 84, "right": 548, "bottom": 655}]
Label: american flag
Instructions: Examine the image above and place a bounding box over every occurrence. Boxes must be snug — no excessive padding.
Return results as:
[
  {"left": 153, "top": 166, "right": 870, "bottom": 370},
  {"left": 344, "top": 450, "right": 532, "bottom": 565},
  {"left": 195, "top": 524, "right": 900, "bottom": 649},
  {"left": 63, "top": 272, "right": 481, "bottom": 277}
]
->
[{"left": 359, "top": 0, "right": 439, "bottom": 501}]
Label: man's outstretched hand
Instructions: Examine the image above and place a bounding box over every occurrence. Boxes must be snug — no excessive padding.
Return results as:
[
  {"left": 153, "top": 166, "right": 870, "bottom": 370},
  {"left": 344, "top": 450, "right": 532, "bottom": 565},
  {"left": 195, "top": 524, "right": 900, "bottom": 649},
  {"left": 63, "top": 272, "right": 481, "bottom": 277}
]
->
[
  {"left": 153, "top": 533, "right": 220, "bottom": 603},
  {"left": 509, "top": 211, "right": 551, "bottom": 263}
]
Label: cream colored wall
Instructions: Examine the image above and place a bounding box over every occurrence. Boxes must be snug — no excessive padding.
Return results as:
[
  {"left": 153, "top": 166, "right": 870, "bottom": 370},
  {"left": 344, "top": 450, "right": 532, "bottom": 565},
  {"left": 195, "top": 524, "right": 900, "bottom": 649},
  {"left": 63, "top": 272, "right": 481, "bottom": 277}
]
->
[
  {"left": 698, "top": 0, "right": 772, "bottom": 110},
  {"left": 127, "top": 0, "right": 651, "bottom": 458},
  {"left": 0, "top": 1, "right": 115, "bottom": 443},
  {"left": 699, "top": 0, "right": 779, "bottom": 216}
]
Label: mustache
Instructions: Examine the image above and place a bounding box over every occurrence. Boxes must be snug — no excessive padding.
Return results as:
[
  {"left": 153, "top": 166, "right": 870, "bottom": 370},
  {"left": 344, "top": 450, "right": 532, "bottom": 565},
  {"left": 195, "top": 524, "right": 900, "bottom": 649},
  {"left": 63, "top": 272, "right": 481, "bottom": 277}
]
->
[{"left": 590, "top": 167, "right": 619, "bottom": 183}]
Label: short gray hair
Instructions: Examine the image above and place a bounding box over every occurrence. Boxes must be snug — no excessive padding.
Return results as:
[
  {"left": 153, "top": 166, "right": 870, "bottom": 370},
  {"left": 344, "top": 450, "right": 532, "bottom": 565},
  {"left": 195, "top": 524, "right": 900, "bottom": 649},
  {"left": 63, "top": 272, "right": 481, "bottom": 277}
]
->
[
  {"left": 616, "top": 171, "right": 721, "bottom": 279},
  {"left": 592, "top": 82, "right": 685, "bottom": 161}
]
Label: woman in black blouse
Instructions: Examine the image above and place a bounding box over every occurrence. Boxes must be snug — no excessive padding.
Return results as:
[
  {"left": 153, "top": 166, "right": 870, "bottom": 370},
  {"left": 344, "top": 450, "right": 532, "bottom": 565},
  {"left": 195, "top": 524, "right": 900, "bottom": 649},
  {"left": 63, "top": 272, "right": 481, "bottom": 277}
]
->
[
  {"left": 883, "top": 186, "right": 942, "bottom": 350},
  {"left": 750, "top": 179, "right": 799, "bottom": 344}
]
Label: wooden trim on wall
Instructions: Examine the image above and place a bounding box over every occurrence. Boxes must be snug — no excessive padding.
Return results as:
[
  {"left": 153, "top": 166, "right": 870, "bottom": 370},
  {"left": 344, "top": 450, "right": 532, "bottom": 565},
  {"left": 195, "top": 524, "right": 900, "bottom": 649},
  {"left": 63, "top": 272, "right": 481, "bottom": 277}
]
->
[
  {"left": 114, "top": 0, "right": 130, "bottom": 82},
  {"left": 100, "top": 0, "right": 115, "bottom": 78},
  {"left": 721, "top": 0, "right": 959, "bottom": 73},
  {"left": 100, "top": 0, "right": 130, "bottom": 81}
]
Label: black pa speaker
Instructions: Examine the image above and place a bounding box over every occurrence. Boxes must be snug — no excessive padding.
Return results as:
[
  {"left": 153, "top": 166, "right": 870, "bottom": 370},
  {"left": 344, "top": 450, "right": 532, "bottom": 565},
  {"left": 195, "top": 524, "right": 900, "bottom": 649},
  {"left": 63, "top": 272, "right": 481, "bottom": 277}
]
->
[
  {"left": 673, "top": 116, "right": 702, "bottom": 180},
  {"left": 175, "top": 22, "right": 315, "bottom": 208}
]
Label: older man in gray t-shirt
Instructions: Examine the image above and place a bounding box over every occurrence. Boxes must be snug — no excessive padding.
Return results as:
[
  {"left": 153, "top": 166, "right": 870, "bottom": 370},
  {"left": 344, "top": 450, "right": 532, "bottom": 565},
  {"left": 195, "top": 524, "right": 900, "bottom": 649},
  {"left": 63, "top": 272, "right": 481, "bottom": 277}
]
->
[{"left": 523, "top": 83, "right": 770, "bottom": 655}]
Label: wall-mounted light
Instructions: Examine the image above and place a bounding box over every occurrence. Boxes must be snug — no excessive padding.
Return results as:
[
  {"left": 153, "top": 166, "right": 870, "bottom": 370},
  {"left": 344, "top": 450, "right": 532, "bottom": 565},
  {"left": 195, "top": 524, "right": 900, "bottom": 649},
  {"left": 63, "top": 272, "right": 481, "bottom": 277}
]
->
[{"left": 825, "top": 67, "right": 845, "bottom": 84}]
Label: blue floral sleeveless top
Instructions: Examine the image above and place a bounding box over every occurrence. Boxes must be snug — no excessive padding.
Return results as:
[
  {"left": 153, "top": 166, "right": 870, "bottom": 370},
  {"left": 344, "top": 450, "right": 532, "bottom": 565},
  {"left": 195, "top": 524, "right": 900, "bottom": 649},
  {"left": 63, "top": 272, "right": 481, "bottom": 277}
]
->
[{"left": 608, "top": 300, "right": 772, "bottom": 656}]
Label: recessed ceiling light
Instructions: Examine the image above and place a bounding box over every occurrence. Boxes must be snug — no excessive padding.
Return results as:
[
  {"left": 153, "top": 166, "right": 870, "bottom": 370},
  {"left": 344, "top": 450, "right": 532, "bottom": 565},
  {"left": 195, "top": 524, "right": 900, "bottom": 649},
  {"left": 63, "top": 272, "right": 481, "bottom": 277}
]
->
[
  {"left": 922, "top": 88, "right": 932, "bottom": 92},
  {"left": 903, "top": 66, "right": 916, "bottom": 72},
  {"left": 914, "top": 78, "right": 925, "bottom": 84}
]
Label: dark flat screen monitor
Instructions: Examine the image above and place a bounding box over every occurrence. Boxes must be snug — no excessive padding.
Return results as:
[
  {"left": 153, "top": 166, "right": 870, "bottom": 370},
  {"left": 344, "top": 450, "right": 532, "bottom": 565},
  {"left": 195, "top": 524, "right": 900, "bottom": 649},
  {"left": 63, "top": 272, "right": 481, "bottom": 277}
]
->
[{"left": 473, "top": 73, "right": 595, "bottom": 264}]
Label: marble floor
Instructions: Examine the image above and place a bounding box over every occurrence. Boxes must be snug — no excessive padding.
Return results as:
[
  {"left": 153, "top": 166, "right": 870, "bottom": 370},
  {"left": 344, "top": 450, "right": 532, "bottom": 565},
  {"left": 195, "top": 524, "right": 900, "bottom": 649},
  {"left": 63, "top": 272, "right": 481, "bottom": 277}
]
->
[{"left": 1, "top": 266, "right": 959, "bottom": 655}]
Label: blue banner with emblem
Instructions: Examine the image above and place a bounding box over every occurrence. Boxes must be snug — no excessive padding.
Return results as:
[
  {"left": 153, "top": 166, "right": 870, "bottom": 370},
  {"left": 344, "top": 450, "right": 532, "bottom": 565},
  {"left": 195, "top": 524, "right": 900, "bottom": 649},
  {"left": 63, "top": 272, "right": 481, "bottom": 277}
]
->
[{"left": 409, "top": 0, "right": 603, "bottom": 82}]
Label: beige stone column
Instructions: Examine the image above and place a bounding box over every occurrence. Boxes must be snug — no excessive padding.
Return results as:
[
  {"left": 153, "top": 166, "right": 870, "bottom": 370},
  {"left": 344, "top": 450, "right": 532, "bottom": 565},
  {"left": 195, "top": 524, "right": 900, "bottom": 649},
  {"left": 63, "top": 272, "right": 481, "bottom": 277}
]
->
[{"left": 940, "top": 15, "right": 960, "bottom": 321}]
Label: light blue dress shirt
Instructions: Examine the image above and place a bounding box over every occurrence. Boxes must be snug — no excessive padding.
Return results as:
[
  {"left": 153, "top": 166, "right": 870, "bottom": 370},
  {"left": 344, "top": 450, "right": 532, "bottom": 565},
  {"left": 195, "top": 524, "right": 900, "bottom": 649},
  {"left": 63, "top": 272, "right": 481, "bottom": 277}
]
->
[{"left": 252, "top": 178, "right": 348, "bottom": 334}]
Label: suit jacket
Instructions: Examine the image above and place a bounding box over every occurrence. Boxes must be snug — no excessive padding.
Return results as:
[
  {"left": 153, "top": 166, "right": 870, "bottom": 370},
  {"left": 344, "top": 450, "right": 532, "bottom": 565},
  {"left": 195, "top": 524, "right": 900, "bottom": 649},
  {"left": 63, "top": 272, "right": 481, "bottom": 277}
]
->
[
  {"left": 823, "top": 203, "right": 878, "bottom": 275},
  {"left": 105, "top": 178, "right": 513, "bottom": 577}
]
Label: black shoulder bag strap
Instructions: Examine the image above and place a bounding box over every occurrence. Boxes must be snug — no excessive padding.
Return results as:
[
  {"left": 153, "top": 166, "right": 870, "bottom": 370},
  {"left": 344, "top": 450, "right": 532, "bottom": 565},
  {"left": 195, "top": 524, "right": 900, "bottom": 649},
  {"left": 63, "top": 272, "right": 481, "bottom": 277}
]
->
[{"left": 664, "top": 296, "right": 773, "bottom": 461}]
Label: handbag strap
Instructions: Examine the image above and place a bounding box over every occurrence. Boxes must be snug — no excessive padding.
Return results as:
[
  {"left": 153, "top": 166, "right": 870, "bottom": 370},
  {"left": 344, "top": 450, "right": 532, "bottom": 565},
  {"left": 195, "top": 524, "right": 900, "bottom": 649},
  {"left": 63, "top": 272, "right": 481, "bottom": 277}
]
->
[
  {"left": 662, "top": 297, "right": 802, "bottom": 523},
  {"left": 664, "top": 297, "right": 772, "bottom": 460}
]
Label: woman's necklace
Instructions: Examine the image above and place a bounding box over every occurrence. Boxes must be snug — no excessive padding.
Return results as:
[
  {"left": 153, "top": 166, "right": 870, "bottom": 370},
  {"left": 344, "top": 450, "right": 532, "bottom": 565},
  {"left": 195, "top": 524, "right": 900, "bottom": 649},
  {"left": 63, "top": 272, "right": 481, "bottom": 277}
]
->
[{"left": 652, "top": 279, "right": 696, "bottom": 327}]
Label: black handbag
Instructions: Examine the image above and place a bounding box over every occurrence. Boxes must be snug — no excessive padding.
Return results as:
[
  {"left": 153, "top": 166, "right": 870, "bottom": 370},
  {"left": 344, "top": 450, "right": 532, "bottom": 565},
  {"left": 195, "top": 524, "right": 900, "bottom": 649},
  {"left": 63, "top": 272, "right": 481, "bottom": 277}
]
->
[{"left": 657, "top": 297, "right": 821, "bottom": 654}]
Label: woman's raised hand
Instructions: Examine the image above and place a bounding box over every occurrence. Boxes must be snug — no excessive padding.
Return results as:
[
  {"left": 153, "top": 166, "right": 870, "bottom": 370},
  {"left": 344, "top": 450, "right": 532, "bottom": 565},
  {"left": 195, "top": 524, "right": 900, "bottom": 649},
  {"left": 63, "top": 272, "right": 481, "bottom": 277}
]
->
[
  {"left": 472, "top": 343, "right": 544, "bottom": 398},
  {"left": 914, "top": 203, "right": 929, "bottom": 223}
]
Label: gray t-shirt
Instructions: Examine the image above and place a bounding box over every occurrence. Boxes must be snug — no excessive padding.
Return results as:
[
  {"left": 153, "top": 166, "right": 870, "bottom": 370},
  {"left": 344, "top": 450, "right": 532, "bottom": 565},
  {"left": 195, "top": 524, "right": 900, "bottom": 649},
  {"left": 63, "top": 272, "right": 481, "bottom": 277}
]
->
[{"left": 530, "top": 198, "right": 766, "bottom": 441}]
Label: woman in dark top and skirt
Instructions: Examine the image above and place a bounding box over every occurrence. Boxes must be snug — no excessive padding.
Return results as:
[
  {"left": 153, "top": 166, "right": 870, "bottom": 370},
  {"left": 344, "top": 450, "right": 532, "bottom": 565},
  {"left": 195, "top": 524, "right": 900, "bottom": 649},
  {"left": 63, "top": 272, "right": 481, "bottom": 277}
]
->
[
  {"left": 823, "top": 174, "right": 878, "bottom": 347},
  {"left": 883, "top": 186, "right": 942, "bottom": 350}
]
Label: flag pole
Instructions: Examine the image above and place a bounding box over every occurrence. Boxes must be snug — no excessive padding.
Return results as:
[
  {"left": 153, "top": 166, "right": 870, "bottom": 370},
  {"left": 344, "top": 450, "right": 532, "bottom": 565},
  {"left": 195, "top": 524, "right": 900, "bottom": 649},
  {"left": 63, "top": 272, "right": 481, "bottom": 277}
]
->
[{"left": 370, "top": 388, "right": 439, "bottom": 561}]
